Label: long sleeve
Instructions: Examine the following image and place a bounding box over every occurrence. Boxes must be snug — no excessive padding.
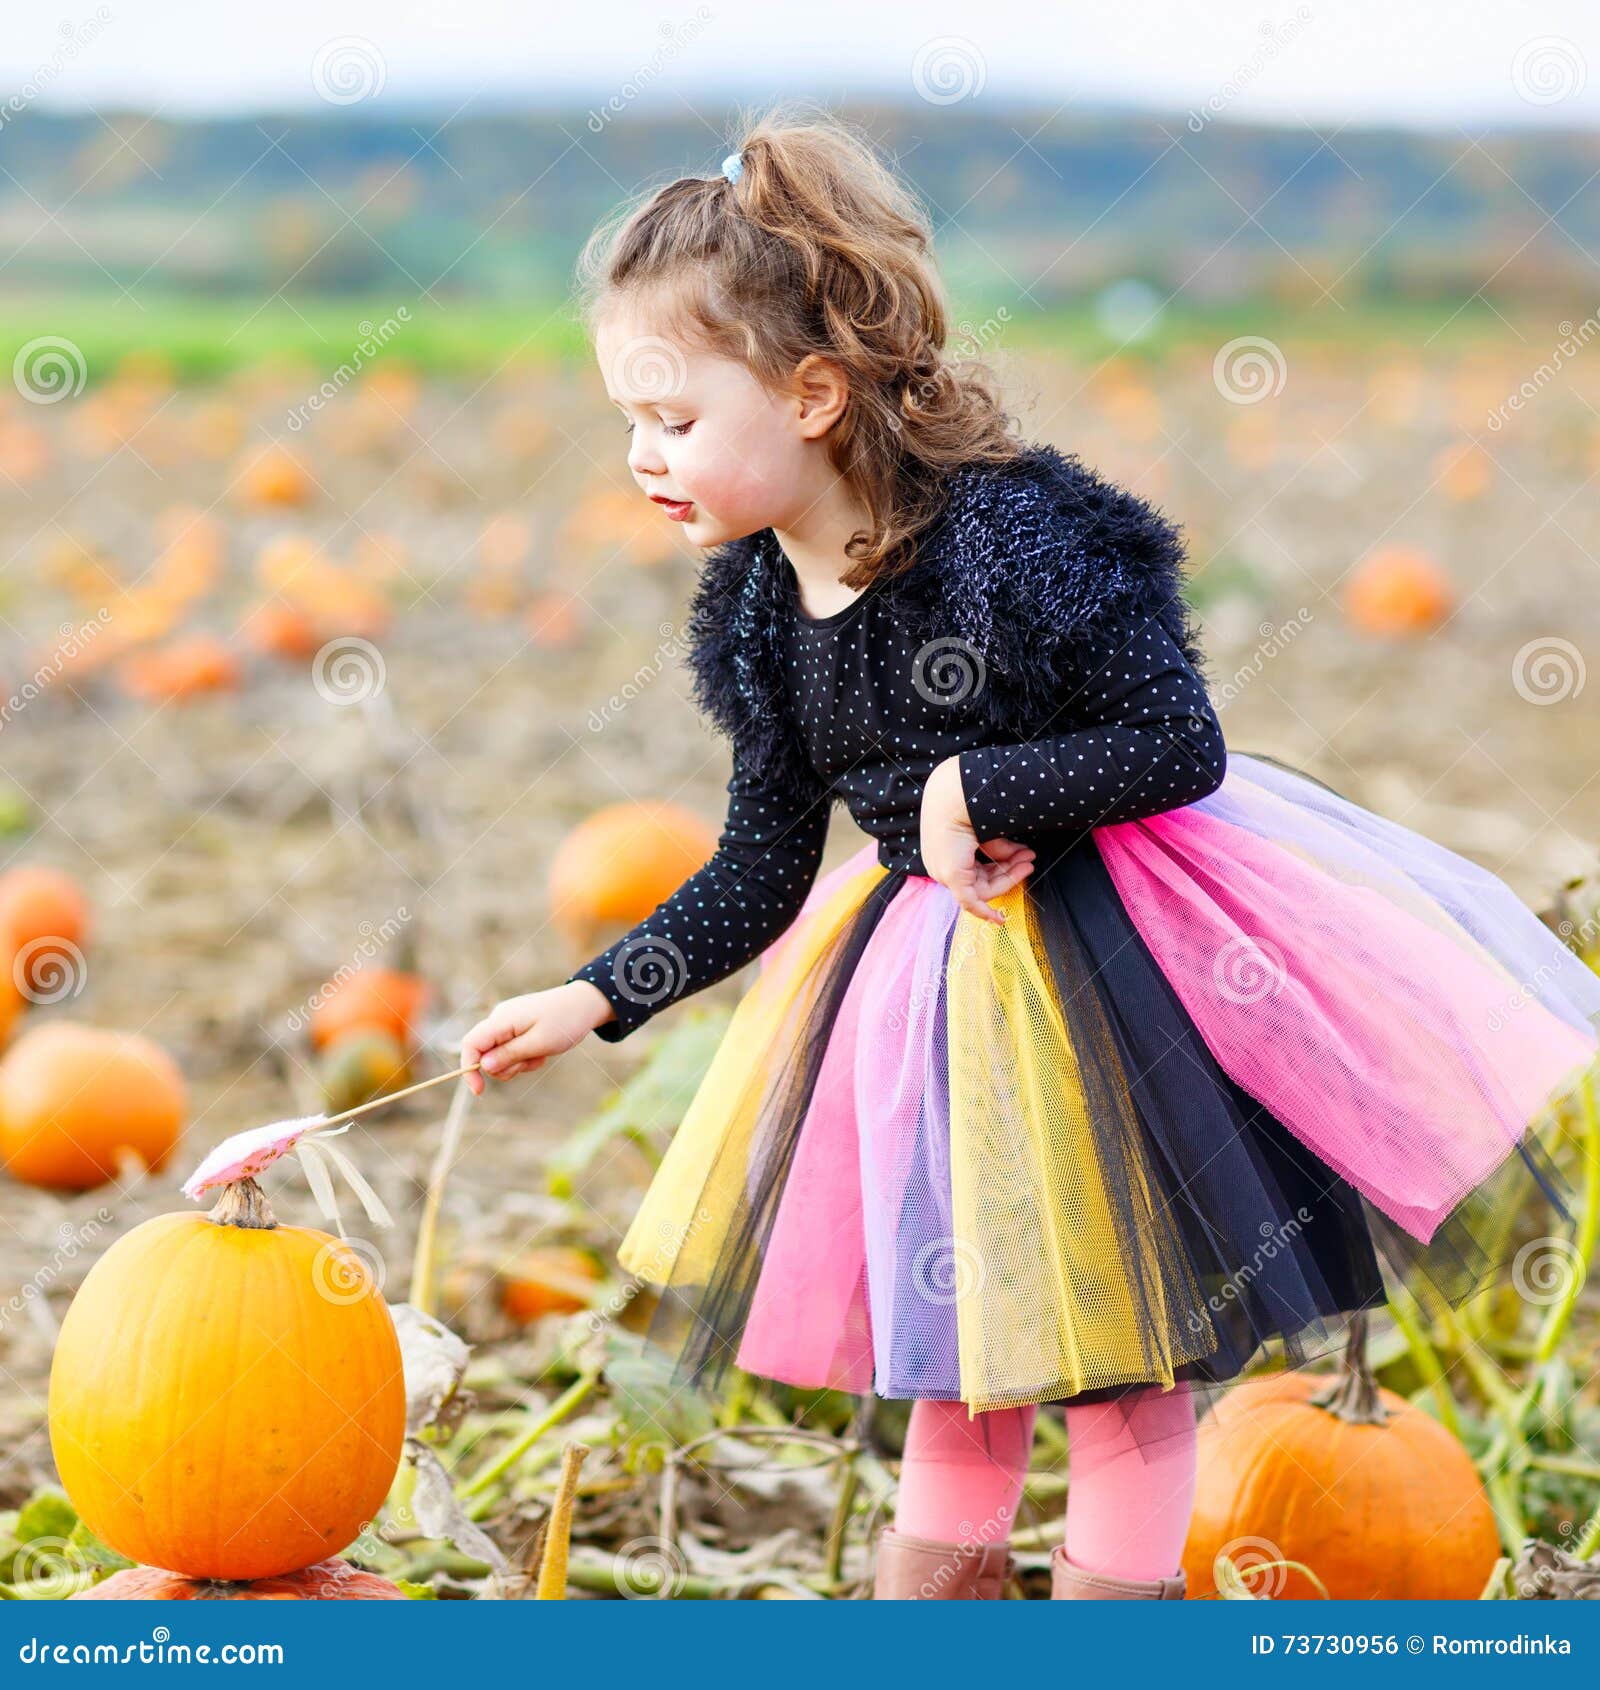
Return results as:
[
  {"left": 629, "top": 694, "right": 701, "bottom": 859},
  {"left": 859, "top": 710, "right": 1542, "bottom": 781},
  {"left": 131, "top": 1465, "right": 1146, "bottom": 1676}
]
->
[
  {"left": 566, "top": 750, "right": 832, "bottom": 1043},
  {"left": 956, "top": 619, "right": 1226, "bottom": 842}
]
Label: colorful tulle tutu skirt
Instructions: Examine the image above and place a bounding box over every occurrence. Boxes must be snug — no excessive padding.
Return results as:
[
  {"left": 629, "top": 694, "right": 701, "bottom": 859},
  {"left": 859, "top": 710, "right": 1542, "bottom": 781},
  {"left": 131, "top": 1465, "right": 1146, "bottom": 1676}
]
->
[{"left": 616, "top": 750, "right": 1600, "bottom": 1419}]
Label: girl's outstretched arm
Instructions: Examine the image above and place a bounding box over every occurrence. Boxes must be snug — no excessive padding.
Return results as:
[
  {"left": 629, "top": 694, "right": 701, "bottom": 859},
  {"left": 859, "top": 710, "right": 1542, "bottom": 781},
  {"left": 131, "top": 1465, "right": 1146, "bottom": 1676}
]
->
[{"left": 564, "top": 746, "right": 832, "bottom": 1042}]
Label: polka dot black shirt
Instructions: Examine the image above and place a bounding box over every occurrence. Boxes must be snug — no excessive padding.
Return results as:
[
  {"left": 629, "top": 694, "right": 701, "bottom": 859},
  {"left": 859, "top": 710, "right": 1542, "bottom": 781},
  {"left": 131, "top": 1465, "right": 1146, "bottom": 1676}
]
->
[{"left": 569, "top": 556, "right": 1226, "bottom": 1041}]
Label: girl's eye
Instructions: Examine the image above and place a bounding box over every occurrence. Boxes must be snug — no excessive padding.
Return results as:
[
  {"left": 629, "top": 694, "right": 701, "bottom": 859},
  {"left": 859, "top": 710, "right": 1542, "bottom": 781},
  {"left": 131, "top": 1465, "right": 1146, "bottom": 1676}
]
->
[{"left": 619, "top": 418, "right": 692, "bottom": 437}]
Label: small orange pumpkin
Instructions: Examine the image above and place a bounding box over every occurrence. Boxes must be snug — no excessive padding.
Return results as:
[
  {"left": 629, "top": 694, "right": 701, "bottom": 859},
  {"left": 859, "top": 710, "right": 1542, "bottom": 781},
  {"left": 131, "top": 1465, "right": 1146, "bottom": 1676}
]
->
[
  {"left": 317, "top": 1028, "right": 411, "bottom": 1113},
  {"left": 236, "top": 446, "right": 314, "bottom": 508},
  {"left": 0, "top": 1023, "right": 185, "bottom": 1189},
  {"left": 313, "top": 569, "right": 391, "bottom": 640},
  {"left": 117, "top": 635, "right": 241, "bottom": 702},
  {"left": 1343, "top": 545, "right": 1455, "bottom": 637},
  {"left": 238, "top": 599, "right": 322, "bottom": 661},
  {"left": 499, "top": 1246, "right": 603, "bottom": 1325},
  {"left": 74, "top": 1558, "right": 407, "bottom": 1600},
  {"left": 548, "top": 801, "right": 718, "bottom": 953},
  {"left": 308, "top": 967, "right": 430, "bottom": 1053},
  {"left": 0, "top": 966, "right": 21, "bottom": 1050},
  {"left": 524, "top": 591, "right": 584, "bottom": 648},
  {"left": 150, "top": 507, "right": 224, "bottom": 607},
  {"left": 50, "top": 1176, "right": 406, "bottom": 1581},
  {"left": 0, "top": 866, "right": 89, "bottom": 997},
  {"left": 1181, "top": 1313, "right": 1500, "bottom": 1600},
  {"left": 256, "top": 533, "right": 327, "bottom": 595}
]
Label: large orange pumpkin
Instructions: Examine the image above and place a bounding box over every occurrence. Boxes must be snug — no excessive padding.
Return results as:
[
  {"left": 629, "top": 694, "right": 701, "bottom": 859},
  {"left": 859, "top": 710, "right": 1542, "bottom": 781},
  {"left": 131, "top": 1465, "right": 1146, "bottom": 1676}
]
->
[
  {"left": 0, "top": 865, "right": 90, "bottom": 997},
  {"left": 548, "top": 801, "right": 718, "bottom": 953},
  {"left": 50, "top": 1176, "right": 406, "bottom": 1581},
  {"left": 0, "top": 1023, "right": 185, "bottom": 1189},
  {"left": 308, "top": 967, "right": 430, "bottom": 1053},
  {"left": 1182, "top": 1314, "right": 1500, "bottom": 1600},
  {"left": 74, "top": 1557, "right": 407, "bottom": 1600}
]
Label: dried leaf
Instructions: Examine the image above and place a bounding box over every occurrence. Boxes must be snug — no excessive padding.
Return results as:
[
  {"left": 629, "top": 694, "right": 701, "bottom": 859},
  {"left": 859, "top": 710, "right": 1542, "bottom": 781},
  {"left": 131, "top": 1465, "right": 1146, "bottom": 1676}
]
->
[
  {"left": 405, "top": 1438, "right": 508, "bottom": 1573},
  {"left": 295, "top": 1137, "right": 343, "bottom": 1234},
  {"left": 1511, "top": 1539, "right": 1600, "bottom": 1599},
  {"left": 317, "top": 1139, "right": 395, "bottom": 1230},
  {"left": 391, "top": 1300, "right": 472, "bottom": 1436}
]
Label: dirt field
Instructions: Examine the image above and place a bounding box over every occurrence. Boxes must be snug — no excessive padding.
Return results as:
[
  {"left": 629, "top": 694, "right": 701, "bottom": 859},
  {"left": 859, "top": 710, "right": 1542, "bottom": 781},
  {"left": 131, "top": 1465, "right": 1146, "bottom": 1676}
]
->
[{"left": 1, "top": 329, "right": 1597, "bottom": 1590}]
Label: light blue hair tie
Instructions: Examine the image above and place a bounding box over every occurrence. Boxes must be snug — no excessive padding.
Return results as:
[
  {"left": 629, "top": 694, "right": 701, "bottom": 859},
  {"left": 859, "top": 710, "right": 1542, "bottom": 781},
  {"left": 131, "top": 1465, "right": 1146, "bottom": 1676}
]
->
[{"left": 721, "top": 151, "right": 744, "bottom": 184}]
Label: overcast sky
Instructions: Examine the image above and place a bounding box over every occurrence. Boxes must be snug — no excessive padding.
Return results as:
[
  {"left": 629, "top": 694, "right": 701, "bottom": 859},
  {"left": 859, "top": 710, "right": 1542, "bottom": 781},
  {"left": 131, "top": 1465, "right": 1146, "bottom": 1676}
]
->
[{"left": 5, "top": 0, "right": 1598, "bottom": 129}]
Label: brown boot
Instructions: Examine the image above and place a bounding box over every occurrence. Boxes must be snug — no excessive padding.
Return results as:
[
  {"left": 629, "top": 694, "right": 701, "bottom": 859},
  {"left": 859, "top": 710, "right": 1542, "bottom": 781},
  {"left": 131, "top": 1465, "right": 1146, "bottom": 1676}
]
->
[
  {"left": 872, "top": 1527, "right": 1016, "bottom": 1599},
  {"left": 1049, "top": 1545, "right": 1186, "bottom": 1599}
]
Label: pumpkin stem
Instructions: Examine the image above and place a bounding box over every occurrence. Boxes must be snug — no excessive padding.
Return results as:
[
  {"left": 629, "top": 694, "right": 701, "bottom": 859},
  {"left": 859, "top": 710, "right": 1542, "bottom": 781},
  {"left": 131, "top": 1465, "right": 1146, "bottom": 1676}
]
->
[
  {"left": 208, "top": 1176, "right": 279, "bottom": 1230},
  {"left": 1306, "top": 1310, "right": 1391, "bottom": 1425}
]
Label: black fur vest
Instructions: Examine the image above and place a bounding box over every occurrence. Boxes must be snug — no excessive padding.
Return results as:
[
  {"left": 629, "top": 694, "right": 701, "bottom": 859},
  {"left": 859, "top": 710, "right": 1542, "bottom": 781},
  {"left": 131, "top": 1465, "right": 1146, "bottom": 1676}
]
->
[{"left": 681, "top": 441, "right": 1209, "bottom": 801}]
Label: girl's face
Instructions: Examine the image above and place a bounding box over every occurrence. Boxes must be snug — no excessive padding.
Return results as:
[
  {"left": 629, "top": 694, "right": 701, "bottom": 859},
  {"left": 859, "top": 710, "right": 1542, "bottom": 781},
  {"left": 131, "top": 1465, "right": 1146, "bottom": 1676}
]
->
[{"left": 594, "top": 304, "right": 830, "bottom": 549}]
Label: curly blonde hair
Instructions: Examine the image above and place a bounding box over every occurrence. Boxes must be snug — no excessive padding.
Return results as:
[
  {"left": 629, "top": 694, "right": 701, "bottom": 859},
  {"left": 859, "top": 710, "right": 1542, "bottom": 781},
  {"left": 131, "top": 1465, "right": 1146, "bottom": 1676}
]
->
[{"left": 574, "top": 100, "right": 1028, "bottom": 590}]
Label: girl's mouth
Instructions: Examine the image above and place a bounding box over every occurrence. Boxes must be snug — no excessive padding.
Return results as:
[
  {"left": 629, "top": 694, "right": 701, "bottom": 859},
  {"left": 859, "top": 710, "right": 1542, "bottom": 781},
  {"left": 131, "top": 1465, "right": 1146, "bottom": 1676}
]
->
[{"left": 650, "top": 496, "right": 695, "bottom": 522}]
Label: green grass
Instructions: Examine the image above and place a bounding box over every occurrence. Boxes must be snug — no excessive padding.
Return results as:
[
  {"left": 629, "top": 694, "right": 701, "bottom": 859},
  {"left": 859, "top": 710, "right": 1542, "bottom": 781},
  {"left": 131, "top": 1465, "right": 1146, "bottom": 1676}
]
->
[{"left": 0, "top": 289, "right": 1518, "bottom": 387}]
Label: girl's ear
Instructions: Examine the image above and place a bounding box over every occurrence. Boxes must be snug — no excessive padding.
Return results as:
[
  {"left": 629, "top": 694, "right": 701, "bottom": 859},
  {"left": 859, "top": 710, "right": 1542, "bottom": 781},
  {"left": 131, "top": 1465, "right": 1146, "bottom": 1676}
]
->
[{"left": 789, "top": 353, "right": 850, "bottom": 438}]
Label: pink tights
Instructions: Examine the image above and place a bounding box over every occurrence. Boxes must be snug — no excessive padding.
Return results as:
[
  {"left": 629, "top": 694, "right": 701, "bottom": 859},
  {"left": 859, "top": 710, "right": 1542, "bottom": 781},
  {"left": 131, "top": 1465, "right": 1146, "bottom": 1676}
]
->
[{"left": 891, "top": 1382, "right": 1198, "bottom": 1581}]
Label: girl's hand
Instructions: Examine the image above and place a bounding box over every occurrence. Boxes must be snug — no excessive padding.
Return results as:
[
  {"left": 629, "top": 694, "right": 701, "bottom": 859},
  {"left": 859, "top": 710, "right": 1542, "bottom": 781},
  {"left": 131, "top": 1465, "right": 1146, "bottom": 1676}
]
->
[
  {"left": 919, "top": 755, "right": 1035, "bottom": 924},
  {"left": 459, "top": 981, "right": 614, "bottom": 1094}
]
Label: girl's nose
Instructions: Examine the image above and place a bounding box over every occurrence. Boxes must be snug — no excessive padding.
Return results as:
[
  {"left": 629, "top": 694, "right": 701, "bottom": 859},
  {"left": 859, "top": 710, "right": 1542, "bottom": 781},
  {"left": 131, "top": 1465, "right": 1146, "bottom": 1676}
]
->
[{"left": 629, "top": 437, "right": 666, "bottom": 478}]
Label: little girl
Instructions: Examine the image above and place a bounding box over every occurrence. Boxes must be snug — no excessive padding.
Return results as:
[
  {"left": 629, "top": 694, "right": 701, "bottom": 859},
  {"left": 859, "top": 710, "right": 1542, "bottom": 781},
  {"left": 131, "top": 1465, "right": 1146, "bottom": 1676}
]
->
[{"left": 462, "top": 108, "right": 1600, "bottom": 1601}]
